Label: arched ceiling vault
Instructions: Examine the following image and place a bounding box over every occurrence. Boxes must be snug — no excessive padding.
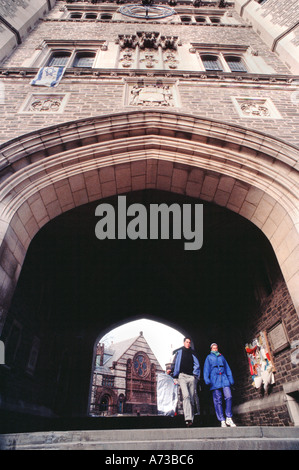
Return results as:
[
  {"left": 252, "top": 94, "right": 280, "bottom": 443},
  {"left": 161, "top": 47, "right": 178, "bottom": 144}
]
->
[{"left": 0, "top": 111, "right": 298, "bottom": 322}]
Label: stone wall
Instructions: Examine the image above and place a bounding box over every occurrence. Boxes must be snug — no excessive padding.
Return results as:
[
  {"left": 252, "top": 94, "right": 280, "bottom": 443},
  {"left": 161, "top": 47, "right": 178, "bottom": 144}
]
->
[
  {"left": 0, "top": 76, "right": 297, "bottom": 147},
  {"left": 236, "top": 403, "right": 292, "bottom": 427},
  {"left": 0, "top": 0, "right": 55, "bottom": 64},
  {"left": 233, "top": 278, "right": 299, "bottom": 426},
  {"left": 234, "top": 0, "right": 299, "bottom": 73}
]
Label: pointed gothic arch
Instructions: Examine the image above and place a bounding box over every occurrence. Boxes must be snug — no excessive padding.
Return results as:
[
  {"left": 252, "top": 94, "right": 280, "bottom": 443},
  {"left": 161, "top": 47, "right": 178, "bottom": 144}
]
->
[{"left": 0, "top": 110, "right": 298, "bottom": 332}]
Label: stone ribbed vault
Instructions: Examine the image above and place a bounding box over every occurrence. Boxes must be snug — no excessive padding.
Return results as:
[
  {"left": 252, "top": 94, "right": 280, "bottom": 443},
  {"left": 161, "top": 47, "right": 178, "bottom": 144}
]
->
[{"left": 0, "top": 110, "right": 298, "bottom": 330}]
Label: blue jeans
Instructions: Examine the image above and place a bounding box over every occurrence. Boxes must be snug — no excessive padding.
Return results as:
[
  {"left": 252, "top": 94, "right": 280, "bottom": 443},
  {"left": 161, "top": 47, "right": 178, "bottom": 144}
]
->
[{"left": 212, "top": 387, "right": 232, "bottom": 421}]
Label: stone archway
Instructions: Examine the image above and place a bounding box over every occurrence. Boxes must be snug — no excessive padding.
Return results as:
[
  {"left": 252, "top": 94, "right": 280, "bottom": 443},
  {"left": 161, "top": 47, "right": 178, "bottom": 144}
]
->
[{"left": 0, "top": 110, "right": 298, "bottom": 333}]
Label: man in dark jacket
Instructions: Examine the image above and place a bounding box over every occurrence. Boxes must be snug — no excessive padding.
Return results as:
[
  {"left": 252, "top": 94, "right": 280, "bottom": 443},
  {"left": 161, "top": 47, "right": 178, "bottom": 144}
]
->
[
  {"left": 203, "top": 343, "right": 236, "bottom": 427},
  {"left": 168, "top": 337, "right": 200, "bottom": 427}
]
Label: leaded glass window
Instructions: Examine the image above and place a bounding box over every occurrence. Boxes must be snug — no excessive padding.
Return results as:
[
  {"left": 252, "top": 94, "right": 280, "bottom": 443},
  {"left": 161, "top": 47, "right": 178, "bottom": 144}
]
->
[
  {"left": 201, "top": 55, "right": 223, "bottom": 71},
  {"left": 47, "top": 52, "right": 71, "bottom": 67},
  {"left": 133, "top": 354, "right": 148, "bottom": 377},
  {"left": 73, "top": 52, "right": 95, "bottom": 68},
  {"left": 225, "top": 56, "right": 247, "bottom": 72}
]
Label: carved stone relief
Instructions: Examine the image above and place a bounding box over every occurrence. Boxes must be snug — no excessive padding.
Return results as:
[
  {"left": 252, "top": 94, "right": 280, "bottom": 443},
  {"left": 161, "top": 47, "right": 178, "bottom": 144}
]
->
[
  {"left": 232, "top": 97, "right": 282, "bottom": 119},
  {"left": 20, "top": 94, "right": 68, "bottom": 113},
  {"left": 240, "top": 101, "right": 270, "bottom": 117},
  {"left": 119, "top": 48, "right": 135, "bottom": 68},
  {"left": 125, "top": 80, "right": 179, "bottom": 108},
  {"left": 139, "top": 49, "right": 159, "bottom": 69},
  {"left": 118, "top": 32, "right": 179, "bottom": 51},
  {"left": 163, "top": 50, "right": 179, "bottom": 69}
]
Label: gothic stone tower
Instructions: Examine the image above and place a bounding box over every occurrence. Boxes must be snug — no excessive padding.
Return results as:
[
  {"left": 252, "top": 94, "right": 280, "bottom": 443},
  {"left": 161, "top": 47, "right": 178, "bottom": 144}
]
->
[{"left": 0, "top": 0, "right": 298, "bottom": 429}]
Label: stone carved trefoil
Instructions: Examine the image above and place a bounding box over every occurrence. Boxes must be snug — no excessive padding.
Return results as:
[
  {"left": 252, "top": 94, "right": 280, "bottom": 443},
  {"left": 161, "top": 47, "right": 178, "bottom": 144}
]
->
[
  {"left": 117, "top": 32, "right": 180, "bottom": 70},
  {"left": 140, "top": 51, "right": 159, "bottom": 68},
  {"left": 240, "top": 101, "right": 270, "bottom": 117}
]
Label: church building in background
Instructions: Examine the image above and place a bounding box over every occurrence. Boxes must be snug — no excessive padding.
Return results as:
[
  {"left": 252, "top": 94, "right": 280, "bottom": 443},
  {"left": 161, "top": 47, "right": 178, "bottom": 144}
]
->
[{"left": 90, "top": 332, "right": 164, "bottom": 416}]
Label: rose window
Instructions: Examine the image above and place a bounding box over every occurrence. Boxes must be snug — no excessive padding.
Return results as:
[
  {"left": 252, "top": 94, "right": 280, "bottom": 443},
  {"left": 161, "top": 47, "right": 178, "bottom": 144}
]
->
[{"left": 133, "top": 354, "right": 148, "bottom": 377}]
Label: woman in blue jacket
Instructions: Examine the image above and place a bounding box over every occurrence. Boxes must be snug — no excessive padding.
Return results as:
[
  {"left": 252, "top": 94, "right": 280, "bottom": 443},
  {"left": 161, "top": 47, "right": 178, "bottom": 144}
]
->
[{"left": 203, "top": 343, "right": 236, "bottom": 427}]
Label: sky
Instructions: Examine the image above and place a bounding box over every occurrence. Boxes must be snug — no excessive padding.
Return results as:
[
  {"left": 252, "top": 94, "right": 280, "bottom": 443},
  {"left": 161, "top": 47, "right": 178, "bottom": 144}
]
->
[{"left": 99, "top": 318, "right": 185, "bottom": 369}]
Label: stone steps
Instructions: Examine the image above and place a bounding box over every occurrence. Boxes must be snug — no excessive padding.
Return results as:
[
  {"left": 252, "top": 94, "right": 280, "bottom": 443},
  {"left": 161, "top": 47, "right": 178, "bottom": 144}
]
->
[{"left": 1, "top": 426, "right": 299, "bottom": 450}]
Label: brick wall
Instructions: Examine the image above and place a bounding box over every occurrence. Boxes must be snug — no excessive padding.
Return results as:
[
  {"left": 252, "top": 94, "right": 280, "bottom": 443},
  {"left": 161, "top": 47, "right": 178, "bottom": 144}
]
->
[
  {"left": 0, "top": 6, "right": 298, "bottom": 146},
  {"left": 233, "top": 278, "right": 299, "bottom": 426},
  {"left": 237, "top": 404, "right": 292, "bottom": 427},
  {"left": 0, "top": 76, "right": 298, "bottom": 147}
]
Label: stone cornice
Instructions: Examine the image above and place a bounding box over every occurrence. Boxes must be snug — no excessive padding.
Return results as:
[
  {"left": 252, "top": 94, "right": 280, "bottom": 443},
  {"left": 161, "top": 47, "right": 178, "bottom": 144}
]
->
[
  {"left": 0, "top": 67, "right": 297, "bottom": 85},
  {"left": 43, "top": 17, "right": 247, "bottom": 26}
]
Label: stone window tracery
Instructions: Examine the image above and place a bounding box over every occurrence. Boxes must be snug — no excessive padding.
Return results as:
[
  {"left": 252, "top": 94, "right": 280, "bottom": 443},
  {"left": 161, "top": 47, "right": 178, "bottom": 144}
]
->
[
  {"left": 177, "top": 11, "right": 238, "bottom": 25},
  {"left": 225, "top": 55, "right": 247, "bottom": 72},
  {"left": 132, "top": 352, "right": 150, "bottom": 378},
  {"left": 61, "top": 5, "right": 239, "bottom": 26},
  {"left": 47, "top": 50, "right": 96, "bottom": 68},
  {"left": 31, "top": 40, "right": 105, "bottom": 69},
  {"left": 69, "top": 12, "right": 82, "bottom": 19},
  {"left": 200, "top": 53, "right": 248, "bottom": 72},
  {"left": 102, "top": 375, "right": 114, "bottom": 387},
  {"left": 192, "top": 43, "right": 275, "bottom": 74},
  {"left": 134, "top": 354, "right": 148, "bottom": 377},
  {"left": 201, "top": 54, "right": 223, "bottom": 71},
  {"left": 194, "top": 45, "right": 251, "bottom": 73},
  {"left": 73, "top": 51, "right": 96, "bottom": 68},
  {"left": 47, "top": 51, "right": 71, "bottom": 67}
]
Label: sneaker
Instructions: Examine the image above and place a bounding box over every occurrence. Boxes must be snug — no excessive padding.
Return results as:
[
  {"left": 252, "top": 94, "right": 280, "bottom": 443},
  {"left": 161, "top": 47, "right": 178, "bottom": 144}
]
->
[
  {"left": 226, "top": 417, "right": 236, "bottom": 427},
  {"left": 221, "top": 420, "right": 227, "bottom": 427}
]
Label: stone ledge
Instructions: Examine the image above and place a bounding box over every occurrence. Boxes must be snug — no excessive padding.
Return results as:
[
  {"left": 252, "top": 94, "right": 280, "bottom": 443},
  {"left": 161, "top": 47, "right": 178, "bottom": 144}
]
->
[
  {"left": 233, "top": 391, "right": 286, "bottom": 414},
  {"left": 0, "top": 67, "right": 297, "bottom": 85},
  {"left": 1, "top": 426, "right": 299, "bottom": 450}
]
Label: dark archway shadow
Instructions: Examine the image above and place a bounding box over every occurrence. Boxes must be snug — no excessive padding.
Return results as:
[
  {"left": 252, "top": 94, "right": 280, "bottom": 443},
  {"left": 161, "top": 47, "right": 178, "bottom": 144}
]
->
[{"left": 1, "top": 189, "right": 281, "bottom": 432}]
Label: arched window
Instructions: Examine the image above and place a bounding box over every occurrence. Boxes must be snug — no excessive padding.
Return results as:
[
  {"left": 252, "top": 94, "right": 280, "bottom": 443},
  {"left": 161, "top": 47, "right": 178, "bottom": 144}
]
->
[
  {"left": 201, "top": 55, "right": 223, "bottom": 71},
  {"left": 85, "top": 13, "right": 98, "bottom": 19},
  {"left": 225, "top": 56, "right": 247, "bottom": 72},
  {"left": 181, "top": 16, "right": 192, "bottom": 23},
  {"left": 99, "top": 394, "right": 110, "bottom": 412},
  {"left": 47, "top": 51, "right": 71, "bottom": 67},
  {"left": 101, "top": 14, "right": 112, "bottom": 20},
  {"left": 73, "top": 52, "right": 96, "bottom": 68},
  {"left": 133, "top": 353, "right": 149, "bottom": 377},
  {"left": 69, "top": 13, "right": 82, "bottom": 19},
  {"left": 195, "top": 17, "right": 206, "bottom": 23},
  {"left": 210, "top": 17, "right": 221, "bottom": 24}
]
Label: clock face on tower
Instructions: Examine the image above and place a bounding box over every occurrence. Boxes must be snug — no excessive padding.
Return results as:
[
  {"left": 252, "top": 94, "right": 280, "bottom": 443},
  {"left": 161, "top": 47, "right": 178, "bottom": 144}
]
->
[{"left": 119, "top": 3, "right": 176, "bottom": 19}]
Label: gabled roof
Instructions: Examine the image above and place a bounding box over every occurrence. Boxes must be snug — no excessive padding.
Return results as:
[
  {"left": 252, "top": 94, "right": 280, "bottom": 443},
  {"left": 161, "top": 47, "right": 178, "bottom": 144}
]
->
[
  {"left": 106, "top": 335, "right": 140, "bottom": 366},
  {"left": 94, "top": 335, "right": 140, "bottom": 374},
  {"left": 94, "top": 332, "right": 165, "bottom": 375}
]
